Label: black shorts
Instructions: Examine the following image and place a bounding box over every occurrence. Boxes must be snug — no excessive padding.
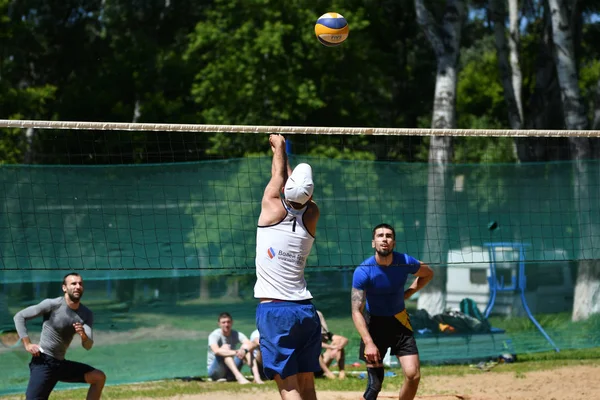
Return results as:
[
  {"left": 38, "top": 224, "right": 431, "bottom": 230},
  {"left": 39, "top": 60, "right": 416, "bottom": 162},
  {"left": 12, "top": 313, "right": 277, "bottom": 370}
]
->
[
  {"left": 359, "top": 312, "right": 419, "bottom": 363},
  {"left": 26, "top": 353, "right": 95, "bottom": 399}
]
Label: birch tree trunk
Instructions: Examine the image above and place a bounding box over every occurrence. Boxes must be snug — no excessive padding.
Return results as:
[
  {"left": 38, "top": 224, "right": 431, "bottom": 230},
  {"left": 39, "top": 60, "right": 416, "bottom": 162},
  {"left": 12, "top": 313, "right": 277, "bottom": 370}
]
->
[
  {"left": 199, "top": 275, "right": 210, "bottom": 301},
  {"left": 568, "top": 138, "right": 600, "bottom": 321},
  {"left": 223, "top": 277, "right": 241, "bottom": 301},
  {"left": 507, "top": 0, "right": 523, "bottom": 122},
  {"left": 548, "top": 0, "right": 587, "bottom": 130},
  {"left": 24, "top": 127, "right": 35, "bottom": 164},
  {"left": 115, "top": 99, "right": 143, "bottom": 303},
  {"left": 547, "top": 0, "right": 600, "bottom": 321},
  {"left": 490, "top": 0, "right": 523, "bottom": 130},
  {"left": 414, "top": 0, "right": 464, "bottom": 315}
]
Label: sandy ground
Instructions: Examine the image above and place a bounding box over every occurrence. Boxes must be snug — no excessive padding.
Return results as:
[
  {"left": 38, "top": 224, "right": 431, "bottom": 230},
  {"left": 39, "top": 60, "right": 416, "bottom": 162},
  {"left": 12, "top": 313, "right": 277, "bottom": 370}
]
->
[
  {"left": 3, "top": 328, "right": 598, "bottom": 400},
  {"left": 124, "top": 364, "right": 599, "bottom": 400}
]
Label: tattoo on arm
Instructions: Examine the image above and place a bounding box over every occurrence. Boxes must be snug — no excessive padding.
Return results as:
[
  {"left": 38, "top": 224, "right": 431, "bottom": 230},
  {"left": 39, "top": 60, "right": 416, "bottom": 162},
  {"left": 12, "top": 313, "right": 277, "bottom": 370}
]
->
[{"left": 351, "top": 288, "right": 365, "bottom": 312}]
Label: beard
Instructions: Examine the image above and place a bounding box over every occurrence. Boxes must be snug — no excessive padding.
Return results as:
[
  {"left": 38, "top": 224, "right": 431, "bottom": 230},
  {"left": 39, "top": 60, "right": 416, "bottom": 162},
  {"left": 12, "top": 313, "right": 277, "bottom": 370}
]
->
[
  {"left": 376, "top": 248, "right": 392, "bottom": 257},
  {"left": 67, "top": 292, "right": 82, "bottom": 303}
]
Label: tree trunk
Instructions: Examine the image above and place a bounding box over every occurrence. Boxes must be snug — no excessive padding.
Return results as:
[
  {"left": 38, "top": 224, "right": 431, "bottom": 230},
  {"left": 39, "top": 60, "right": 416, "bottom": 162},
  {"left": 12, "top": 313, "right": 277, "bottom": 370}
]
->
[
  {"left": 0, "top": 290, "right": 13, "bottom": 332},
  {"left": 593, "top": 79, "right": 600, "bottom": 131},
  {"left": 522, "top": 2, "right": 562, "bottom": 161},
  {"left": 114, "top": 101, "right": 142, "bottom": 304},
  {"left": 419, "top": 137, "right": 452, "bottom": 314},
  {"left": 414, "top": 0, "right": 464, "bottom": 315},
  {"left": 199, "top": 275, "right": 210, "bottom": 301},
  {"left": 24, "top": 127, "right": 35, "bottom": 164},
  {"left": 569, "top": 139, "right": 600, "bottom": 321},
  {"left": 490, "top": 0, "right": 523, "bottom": 130},
  {"left": 548, "top": 0, "right": 587, "bottom": 130},
  {"left": 223, "top": 277, "right": 241, "bottom": 301},
  {"left": 507, "top": 0, "right": 523, "bottom": 123},
  {"left": 572, "top": 260, "right": 600, "bottom": 320},
  {"left": 547, "top": 0, "right": 600, "bottom": 321}
]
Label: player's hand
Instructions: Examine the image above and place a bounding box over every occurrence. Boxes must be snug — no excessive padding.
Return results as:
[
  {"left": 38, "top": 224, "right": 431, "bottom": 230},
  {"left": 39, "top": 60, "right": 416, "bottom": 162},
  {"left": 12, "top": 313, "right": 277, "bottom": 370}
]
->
[
  {"left": 73, "top": 323, "right": 87, "bottom": 339},
  {"left": 363, "top": 342, "right": 380, "bottom": 365},
  {"left": 236, "top": 348, "right": 246, "bottom": 359},
  {"left": 25, "top": 343, "right": 41, "bottom": 357},
  {"left": 269, "top": 134, "right": 285, "bottom": 152}
]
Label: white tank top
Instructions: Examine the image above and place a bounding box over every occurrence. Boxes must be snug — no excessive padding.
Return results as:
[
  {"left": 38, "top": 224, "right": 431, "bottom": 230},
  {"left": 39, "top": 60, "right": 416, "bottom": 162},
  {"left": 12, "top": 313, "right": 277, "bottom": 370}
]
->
[{"left": 254, "top": 201, "right": 315, "bottom": 300}]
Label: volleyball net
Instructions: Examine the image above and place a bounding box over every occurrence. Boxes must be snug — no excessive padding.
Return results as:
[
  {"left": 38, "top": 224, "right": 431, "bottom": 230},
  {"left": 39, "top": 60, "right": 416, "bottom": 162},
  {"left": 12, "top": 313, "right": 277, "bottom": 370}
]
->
[{"left": 1, "top": 121, "right": 600, "bottom": 394}]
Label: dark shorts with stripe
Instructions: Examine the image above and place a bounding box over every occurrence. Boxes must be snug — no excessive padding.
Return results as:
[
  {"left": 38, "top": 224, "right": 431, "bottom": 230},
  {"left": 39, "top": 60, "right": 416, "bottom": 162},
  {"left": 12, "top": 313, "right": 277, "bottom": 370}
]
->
[
  {"left": 26, "top": 353, "right": 95, "bottom": 400},
  {"left": 359, "top": 312, "right": 419, "bottom": 363}
]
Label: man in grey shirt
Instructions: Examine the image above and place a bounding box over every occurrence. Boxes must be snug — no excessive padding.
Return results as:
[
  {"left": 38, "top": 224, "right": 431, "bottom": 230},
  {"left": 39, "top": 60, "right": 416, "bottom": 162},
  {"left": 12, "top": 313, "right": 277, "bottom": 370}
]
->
[
  {"left": 13, "top": 273, "right": 106, "bottom": 400},
  {"left": 207, "top": 312, "right": 262, "bottom": 384}
]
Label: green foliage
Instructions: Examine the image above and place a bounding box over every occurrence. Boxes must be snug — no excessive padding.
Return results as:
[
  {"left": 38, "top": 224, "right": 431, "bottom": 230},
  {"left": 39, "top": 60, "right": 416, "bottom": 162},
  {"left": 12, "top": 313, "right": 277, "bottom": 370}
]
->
[
  {"left": 0, "top": 84, "right": 57, "bottom": 163},
  {"left": 0, "top": 128, "right": 23, "bottom": 164},
  {"left": 453, "top": 136, "right": 516, "bottom": 163},
  {"left": 308, "top": 144, "right": 375, "bottom": 160},
  {"left": 0, "top": 1, "right": 598, "bottom": 164},
  {"left": 579, "top": 59, "right": 600, "bottom": 122},
  {"left": 457, "top": 44, "right": 506, "bottom": 130}
]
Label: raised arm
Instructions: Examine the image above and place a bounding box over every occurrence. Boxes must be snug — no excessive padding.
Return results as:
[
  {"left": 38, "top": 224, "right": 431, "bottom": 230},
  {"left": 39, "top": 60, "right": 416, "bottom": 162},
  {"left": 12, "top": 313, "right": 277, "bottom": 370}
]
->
[
  {"left": 404, "top": 262, "right": 434, "bottom": 300},
  {"left": 258, "top": 134, "right": 288, "bottom": 226},
  {"left": 265, "top": 134, "right": 288, "bottom": 201}
]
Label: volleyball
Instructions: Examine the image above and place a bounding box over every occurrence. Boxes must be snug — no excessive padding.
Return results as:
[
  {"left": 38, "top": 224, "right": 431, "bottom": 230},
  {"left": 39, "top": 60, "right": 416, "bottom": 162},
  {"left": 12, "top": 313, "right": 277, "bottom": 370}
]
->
[{"left": 314, "top": 12, "right": 349, "bottom": 47}]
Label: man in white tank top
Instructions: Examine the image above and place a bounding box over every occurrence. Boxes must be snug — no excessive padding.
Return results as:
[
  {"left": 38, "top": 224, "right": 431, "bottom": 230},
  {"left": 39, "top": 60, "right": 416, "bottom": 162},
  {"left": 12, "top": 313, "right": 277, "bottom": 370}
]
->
[{"left": 254, "top": 134, "right": 321, "bottom": 400}]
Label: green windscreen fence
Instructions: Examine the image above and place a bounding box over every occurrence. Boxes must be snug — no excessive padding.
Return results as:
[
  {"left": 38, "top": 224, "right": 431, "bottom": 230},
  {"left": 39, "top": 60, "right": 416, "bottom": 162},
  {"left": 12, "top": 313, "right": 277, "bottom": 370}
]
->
[{"left": 1, "top": 157, "right": 600, "bottom": 395}]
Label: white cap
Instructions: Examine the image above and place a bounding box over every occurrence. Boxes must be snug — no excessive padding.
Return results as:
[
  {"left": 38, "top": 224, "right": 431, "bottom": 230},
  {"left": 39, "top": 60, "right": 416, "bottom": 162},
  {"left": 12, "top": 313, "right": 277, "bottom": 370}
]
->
[{"left": 284, "top": 163, "right": 314, "bottom": 205}]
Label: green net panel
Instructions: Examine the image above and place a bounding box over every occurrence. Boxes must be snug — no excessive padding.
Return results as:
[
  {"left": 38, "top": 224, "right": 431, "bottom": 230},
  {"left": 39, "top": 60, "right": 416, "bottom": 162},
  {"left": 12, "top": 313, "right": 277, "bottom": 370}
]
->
[{"left": 1, "top": 157, "right": 600, "bottom": 395}]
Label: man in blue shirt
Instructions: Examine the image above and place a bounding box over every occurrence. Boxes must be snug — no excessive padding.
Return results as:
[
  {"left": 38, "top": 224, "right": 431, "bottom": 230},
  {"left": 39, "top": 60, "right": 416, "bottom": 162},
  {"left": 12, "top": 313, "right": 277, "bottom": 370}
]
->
[{"left": 351, "top": 224, "right": 434, "bottom": 400}]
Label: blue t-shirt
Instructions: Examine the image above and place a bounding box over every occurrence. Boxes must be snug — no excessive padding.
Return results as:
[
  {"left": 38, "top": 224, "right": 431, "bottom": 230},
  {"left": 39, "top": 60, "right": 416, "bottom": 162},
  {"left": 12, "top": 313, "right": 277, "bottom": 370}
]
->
[{"left": 352, "top": 252, "right": 420, "bottom": 316}]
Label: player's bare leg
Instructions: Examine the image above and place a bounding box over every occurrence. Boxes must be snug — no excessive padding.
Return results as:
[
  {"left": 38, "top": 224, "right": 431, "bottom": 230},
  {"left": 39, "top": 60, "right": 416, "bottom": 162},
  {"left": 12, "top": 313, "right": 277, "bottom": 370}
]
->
[
  {"left": 249, "top": 352, "right": 265, "bottom": 384},
  {"left": 224, "top": 357, "right": 251, "bottom": 384},
  {"left": 398, "top": 354, "right": 421, "bottom": 400},
  {"left": 330, "top": 335, "right": 348, "bottom": 379},
  {"left": 297, "top": 372, "right": 317, "bottom": 400},
  {"left": 274, "top": 374, "right": 303, "bottom": 400},
  {"left": 319, "top": 353, "right": 336, "bottom": 379},
  {"left": 84, "top": 369, "right": 106, "bottom": 400},
  {"left": 334, "top": 349, "right": 346, "bottom": 379}
]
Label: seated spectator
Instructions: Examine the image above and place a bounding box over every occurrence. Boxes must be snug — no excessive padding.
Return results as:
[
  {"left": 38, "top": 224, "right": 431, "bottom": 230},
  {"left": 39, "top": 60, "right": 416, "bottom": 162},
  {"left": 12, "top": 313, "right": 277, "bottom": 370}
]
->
[
  {"left": 316, "top": 310, "right": 349, "bottom": 379},
  {"left": 207, "top": 312, "right": 262, "bottom": 384},
  {"left": 249, "top": 329, "right": 266, "bottom": 383}
]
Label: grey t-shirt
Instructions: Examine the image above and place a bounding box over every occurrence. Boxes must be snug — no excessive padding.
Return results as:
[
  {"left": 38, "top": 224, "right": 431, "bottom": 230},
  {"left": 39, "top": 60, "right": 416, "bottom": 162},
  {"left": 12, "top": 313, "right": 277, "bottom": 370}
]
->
[
  {"left": 13, "top": 296, "right": 94, "bottom": 360},
  {"left": 206, "top": 329, "right": 248, "bottom": 369}
]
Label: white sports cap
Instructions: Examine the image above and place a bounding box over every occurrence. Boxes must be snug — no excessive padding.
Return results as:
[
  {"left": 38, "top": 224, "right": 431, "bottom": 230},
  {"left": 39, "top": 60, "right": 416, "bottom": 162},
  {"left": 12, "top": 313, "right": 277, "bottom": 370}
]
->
[{"left": 284, "top": 163, "right": 314, "bottom": 205}]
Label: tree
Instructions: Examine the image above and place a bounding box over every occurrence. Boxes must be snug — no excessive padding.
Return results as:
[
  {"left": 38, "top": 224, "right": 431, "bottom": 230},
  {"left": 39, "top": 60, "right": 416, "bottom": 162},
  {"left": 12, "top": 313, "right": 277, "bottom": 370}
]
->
[
  {"left": 594, "top": 79, "right": 600, "bottom": 130},
  {"left": 520, "top": 1, "right": 566, "bottom": 161},
  {"left": 414, "top": 0, "right": 465, "bottom": 315},
  {"left": 490, "top": 0, "right": 523, "bottom": 130},
  {"left": 547, "top": 0, "right": 600, "bottom": 321}
]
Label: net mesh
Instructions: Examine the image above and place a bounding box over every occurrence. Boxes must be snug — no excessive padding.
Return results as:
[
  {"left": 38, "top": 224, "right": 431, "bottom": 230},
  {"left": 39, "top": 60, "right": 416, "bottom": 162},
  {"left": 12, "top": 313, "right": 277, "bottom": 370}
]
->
[{"left": 1, "top": 126, "right": 600, "bottom": 395}]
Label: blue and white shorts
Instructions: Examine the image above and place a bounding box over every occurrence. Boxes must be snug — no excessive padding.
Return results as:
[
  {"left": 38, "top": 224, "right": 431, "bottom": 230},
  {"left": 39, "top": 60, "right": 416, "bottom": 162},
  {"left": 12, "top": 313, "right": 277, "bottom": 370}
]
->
[{"left": 256, "top": 300, "right": 321, "bottom": 380}]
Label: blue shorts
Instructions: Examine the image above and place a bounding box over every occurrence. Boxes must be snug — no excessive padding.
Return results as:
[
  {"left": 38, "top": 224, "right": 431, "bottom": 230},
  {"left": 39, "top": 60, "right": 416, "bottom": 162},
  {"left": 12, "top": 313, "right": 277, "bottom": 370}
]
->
[
  {"left": 26, "top": 353, "right": 95, "bottom": 400},
  {"left": 256, "top": 300, "right": 321, "bottom": 380},
  {"left": 208, "top": 356, "right": 244, "bottom": 381}
]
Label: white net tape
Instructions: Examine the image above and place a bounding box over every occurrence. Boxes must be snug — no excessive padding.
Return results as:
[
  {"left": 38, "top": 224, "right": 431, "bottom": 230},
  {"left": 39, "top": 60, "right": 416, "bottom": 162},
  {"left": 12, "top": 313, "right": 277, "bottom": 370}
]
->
[{"left": 1, "top": 119, "right": 599, "bottom": 137}]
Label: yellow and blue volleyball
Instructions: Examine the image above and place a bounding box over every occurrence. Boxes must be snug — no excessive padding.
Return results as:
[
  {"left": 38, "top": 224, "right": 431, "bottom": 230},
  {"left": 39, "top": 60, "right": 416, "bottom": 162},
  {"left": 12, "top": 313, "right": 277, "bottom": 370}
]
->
[{"left": 314, "top": 12, "right": 349, "bottom": 47}]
